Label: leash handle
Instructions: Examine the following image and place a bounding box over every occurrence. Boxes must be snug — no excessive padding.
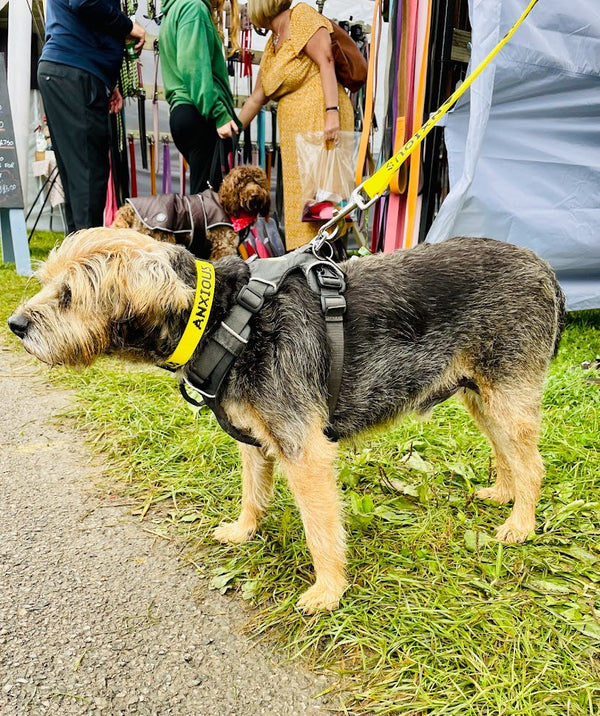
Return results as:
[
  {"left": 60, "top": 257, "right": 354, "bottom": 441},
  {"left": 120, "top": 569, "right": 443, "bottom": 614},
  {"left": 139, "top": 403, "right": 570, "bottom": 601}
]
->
[{"left": 312, "top": 0, "right": 541, "bottom": 245}]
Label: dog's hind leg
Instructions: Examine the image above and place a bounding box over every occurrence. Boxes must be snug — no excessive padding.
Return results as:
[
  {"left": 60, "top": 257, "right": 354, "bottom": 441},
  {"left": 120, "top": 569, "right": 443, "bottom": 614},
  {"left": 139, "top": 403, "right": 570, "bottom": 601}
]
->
[
  {"left": 463, "top": 385, "right": 544, "bottom": 543},
  {"left": 213, "top": 443, "right": 275, "bottom": 544},
  {"left": 462, "top": 389, "right": 515, "bottom": 505},
  {"left": 280, "top": 424, "right": 347, "bottom": 612}
]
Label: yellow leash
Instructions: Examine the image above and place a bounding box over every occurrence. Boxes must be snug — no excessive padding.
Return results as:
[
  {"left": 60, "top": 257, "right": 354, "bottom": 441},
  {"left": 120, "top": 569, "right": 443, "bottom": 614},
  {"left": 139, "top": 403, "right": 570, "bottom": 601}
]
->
[{"left": 314, "top": 0, "right": 541, "bottom": 246}]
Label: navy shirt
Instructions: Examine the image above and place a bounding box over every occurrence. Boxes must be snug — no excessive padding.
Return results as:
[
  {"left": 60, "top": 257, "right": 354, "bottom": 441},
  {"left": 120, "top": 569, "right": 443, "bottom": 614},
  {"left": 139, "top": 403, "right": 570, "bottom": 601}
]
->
[{"left": 40, "top": 0, "right": 133, "bottom": 89}]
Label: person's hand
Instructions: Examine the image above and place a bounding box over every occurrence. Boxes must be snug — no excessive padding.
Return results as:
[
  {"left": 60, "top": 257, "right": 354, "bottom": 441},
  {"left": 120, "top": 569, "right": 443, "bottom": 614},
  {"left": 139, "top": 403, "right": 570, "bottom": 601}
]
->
[
  {"left": 217, "top": 119, "right": 239, "bottom": 139},
  {"left": 126, "top": 21, "right": 146, "bottom": 55},
  {"left": 324, "top": 109, "right": 340, "bottom": 143},
  {"left": 108, "top": 88, "right": 123, "bottom": 114}
]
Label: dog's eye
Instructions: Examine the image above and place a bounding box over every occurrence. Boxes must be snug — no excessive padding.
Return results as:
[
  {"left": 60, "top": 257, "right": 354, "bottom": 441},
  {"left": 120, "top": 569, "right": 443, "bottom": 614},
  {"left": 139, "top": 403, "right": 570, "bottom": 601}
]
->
[{"left": 59, "top": 284, "right": 72, "bottom": 310}]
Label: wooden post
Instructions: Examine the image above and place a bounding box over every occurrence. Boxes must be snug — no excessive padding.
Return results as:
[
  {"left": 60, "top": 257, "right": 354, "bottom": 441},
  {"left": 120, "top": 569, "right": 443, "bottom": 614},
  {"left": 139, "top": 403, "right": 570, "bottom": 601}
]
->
[{"left": 0, "top": 53, "right": 31, "bottom": 276}]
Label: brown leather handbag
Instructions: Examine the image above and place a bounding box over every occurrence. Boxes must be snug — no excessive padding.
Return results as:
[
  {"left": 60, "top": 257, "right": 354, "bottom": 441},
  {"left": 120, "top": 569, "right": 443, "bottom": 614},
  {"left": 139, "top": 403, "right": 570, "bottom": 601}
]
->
[{"left": 329, "top": 20, "right": 368, "bottom": 93}]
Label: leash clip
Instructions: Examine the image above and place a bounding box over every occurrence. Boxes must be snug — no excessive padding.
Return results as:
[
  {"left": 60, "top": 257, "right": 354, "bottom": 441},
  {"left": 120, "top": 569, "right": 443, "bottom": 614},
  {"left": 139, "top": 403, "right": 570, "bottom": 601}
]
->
[{"left": 350, "top": 185, "right": 379, "bottom": 211}]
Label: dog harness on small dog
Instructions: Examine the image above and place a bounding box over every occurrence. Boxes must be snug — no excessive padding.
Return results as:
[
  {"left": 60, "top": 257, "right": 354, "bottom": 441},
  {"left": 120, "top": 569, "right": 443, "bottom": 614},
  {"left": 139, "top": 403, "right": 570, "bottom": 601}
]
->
[{"left": 174, "top": 245, "right": 347, "bottom": 446}]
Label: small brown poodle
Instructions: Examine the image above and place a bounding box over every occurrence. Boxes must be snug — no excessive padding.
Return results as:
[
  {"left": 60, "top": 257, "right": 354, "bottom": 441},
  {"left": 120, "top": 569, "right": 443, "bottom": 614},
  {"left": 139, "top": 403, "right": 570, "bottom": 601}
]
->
[{"left": 111, "top": 166, "right": 270, "bottom": 260}]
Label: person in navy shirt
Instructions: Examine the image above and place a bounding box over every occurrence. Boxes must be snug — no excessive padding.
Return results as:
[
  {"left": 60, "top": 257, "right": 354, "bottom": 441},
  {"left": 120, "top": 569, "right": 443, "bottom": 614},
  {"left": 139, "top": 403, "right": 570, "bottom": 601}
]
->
[{"left": 38, "top": 0, "right": 145, "bottom": 232}]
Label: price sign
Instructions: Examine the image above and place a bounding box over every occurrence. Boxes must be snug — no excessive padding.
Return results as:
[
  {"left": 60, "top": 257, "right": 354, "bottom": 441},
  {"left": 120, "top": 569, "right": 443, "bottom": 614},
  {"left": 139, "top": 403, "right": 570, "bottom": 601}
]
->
[{"left": 0, "top": 54, "right": 24, "bottom": 209}]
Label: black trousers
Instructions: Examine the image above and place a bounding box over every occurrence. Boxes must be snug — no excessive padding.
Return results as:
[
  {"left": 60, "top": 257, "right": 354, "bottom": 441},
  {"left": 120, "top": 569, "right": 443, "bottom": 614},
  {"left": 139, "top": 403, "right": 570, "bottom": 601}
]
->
[
  {"left": 169, "top": 104, "right": 226, "bottom": 194},
  {"left": 38, "top": 61, "right": 111, "bottom": 234}
]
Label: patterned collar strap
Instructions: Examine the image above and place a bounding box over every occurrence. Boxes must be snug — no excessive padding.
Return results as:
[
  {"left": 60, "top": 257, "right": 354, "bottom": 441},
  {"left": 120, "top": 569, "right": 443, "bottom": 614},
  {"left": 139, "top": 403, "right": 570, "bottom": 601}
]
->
[{"left": 162, "top": 260, "right": 215, "bottom": 370}]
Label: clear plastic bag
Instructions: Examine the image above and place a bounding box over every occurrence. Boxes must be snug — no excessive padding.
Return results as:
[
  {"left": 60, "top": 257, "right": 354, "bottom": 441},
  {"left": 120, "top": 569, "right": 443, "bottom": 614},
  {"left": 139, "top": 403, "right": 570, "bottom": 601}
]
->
[{"left": 296, "top": 132, "right": 357, "bottom": 222}]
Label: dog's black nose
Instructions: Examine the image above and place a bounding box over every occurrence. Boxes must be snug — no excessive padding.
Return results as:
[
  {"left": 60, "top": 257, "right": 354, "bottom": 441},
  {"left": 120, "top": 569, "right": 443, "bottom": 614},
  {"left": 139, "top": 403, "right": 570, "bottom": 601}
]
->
[{"left": 8, "top": 313, "right": 29, "bottom": 339}]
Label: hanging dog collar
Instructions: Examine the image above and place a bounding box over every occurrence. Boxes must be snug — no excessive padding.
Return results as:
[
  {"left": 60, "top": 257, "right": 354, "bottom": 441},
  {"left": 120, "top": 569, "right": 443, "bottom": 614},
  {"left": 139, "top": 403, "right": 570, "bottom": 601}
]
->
[{"left": 162, "top": 260, "right": 215, "bottom": 370}]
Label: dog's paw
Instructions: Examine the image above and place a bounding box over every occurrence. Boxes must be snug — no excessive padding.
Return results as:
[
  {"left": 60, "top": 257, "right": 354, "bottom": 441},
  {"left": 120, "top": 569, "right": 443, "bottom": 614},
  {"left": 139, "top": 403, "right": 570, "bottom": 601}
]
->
[
  {"left": 476, "top": 486, "right": 514, "bottom": 504},
  {"left": 495, "top": 519, "right": 534, "bottom": 544},
  {"left": 213, "top": 520, "right": 256, "bottom": 545},
  {"left": 296, "top": 580, "right": 347, "bottom": 614}
]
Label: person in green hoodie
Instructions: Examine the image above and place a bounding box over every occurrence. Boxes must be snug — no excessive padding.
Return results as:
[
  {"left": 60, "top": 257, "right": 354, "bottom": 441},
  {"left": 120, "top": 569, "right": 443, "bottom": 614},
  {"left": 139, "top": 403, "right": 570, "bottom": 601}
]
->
[{"left": 159, "top": 0, "right": 241, "bottom": 193}]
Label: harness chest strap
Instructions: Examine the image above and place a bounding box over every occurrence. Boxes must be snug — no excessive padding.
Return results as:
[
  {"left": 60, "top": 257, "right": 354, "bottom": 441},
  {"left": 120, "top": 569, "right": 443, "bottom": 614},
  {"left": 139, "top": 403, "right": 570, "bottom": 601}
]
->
[{"left": 170, "top": 248, "right": 347, "bottom": 445}]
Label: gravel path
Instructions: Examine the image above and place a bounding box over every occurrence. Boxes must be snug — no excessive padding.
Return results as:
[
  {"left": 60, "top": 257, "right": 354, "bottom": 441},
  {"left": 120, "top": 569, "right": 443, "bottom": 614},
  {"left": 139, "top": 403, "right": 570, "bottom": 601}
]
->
[{"left": 0, "top": 346, "right": 336, "bottom": 715}]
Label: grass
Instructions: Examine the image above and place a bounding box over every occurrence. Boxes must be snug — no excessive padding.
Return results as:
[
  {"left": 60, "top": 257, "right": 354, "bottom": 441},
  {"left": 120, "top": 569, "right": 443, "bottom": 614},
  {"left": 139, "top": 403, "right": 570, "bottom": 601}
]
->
[{"left": 3, "top": 233, "right": 600, "bottom": 714}]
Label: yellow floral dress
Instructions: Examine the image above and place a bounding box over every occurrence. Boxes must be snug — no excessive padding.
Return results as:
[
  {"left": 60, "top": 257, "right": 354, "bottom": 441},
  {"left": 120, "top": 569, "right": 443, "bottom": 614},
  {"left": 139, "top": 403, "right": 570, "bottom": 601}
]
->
[{"left": 259, "top": 2, "right": 353, "bottom": 250}]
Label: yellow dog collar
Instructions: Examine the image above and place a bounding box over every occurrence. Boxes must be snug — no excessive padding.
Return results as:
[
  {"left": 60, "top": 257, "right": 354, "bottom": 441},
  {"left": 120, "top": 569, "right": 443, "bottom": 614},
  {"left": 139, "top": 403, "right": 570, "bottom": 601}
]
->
[{"left": 163, "top": 260, "right": 215, "bottom": 370}]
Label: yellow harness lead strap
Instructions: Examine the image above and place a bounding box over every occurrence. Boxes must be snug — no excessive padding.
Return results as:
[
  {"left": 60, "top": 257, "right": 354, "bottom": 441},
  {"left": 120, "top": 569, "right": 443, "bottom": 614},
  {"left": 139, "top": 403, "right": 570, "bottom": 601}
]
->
[
  {"left": 163, "top": 260, "right": 215, "bottom": 370},
  {"left": 362, "top": 0, "right": 540, "bottom": 201}
]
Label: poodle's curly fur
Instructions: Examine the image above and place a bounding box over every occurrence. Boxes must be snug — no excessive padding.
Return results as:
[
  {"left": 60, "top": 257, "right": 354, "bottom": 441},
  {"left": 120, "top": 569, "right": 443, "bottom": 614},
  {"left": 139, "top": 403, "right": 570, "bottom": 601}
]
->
[{"left": 111, "top": 166, "right": 271, "bottom": 261}]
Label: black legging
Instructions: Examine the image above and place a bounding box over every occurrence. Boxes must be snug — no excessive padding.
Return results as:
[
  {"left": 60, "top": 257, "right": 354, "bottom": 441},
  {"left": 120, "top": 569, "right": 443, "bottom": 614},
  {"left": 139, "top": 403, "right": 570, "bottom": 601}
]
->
[{"left": 169, "top": 104, "right": 227, "bottom": 194}]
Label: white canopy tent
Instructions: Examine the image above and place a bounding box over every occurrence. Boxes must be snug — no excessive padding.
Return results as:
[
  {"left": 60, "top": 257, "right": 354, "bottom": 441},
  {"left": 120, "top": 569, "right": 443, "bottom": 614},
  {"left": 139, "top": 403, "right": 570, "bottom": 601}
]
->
[{"left": 426, "top": 0, "right": 600, "bottom": 310}]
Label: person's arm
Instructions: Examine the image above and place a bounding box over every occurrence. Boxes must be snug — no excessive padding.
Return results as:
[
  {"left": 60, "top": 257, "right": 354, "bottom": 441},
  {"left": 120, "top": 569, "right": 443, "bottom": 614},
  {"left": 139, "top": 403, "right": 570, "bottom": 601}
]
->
[
  {"left": 304, "top": 27, "right": 339, "bottom": 143},
  {"left": 176, "top": 14, "right": 234, "bottom": 129},
  {"left": 238, "top": 69, "right": 268, "bottom": 128}
]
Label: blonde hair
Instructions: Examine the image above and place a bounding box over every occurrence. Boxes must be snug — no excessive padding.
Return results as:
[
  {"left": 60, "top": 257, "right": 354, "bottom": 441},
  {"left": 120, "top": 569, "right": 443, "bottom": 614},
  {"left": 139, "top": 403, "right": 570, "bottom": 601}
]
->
[
  {"left": 213, "top": 0, "right": 241, "bottom": 55},
  {"left": 247, "top": 0, "right": 292, "bottom": 30}
]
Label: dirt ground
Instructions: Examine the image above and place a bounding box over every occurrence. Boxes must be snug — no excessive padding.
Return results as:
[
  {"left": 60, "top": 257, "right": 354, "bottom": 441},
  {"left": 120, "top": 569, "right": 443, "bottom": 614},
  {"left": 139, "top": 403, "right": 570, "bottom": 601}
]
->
[{"left": 0, "top": 344, "right": 337, "bottom": 715}]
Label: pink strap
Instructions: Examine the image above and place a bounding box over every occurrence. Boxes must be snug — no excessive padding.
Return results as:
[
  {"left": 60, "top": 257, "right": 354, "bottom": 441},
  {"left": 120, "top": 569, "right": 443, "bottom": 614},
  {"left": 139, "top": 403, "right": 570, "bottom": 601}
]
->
[{"left": 103, "top": 152, "right": 118, "bottom": 226}]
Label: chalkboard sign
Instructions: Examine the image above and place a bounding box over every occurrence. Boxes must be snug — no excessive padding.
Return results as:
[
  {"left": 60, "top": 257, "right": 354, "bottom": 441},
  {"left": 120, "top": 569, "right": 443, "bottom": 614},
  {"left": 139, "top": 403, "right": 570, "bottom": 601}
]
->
[{"left": 0, "top": 54, "right": 24, "bottom": 209}]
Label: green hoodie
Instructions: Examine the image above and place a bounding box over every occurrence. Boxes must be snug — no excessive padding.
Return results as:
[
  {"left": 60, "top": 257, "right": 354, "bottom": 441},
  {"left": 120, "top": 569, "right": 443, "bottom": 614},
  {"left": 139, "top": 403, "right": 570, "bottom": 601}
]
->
[{"left": 159, "top": 0, "right": 239, "bottom": 128}]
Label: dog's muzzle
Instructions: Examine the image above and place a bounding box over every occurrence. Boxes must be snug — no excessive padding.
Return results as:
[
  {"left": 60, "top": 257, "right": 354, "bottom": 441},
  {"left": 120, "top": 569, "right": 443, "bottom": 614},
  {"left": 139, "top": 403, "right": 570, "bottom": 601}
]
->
[{"left": 8, "top": 312, "right": 29, "bottom": 340}]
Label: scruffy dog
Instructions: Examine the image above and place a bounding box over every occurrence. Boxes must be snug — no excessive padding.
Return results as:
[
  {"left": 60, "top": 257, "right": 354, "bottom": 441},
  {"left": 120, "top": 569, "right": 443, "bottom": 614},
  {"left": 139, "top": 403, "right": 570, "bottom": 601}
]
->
[
  {"left": 111, "top": 165, "right": 270, "bottom": 260},
  {"left": 8, "top": 229, "right": 565, "bottom": 612}
]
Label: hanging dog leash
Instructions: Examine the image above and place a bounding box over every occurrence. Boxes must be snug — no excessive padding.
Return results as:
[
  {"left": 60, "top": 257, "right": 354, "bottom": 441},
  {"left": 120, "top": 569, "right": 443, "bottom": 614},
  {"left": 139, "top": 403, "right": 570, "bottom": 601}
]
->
[
  {"left": 312, "top": 0, "right": 541, "bottom": 249},
  {"left": 128, "top": 134, "right": 138, "bottom": 197},
  {"left": 162, "top": 137, "right": 172, "bottom": 194}
]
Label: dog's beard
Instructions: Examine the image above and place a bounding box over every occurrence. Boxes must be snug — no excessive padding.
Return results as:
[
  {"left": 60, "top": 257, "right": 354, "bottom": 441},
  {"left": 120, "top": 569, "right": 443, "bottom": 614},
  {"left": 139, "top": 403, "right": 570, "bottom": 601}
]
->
[{"left": 19, "top": 310, "right": 108, "bottom": 368}]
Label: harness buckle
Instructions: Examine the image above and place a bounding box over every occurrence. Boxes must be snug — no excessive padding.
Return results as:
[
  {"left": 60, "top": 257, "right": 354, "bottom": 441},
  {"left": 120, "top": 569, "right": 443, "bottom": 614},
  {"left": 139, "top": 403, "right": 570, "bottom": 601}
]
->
[
  {"left": 236, "top": 282, "right": 266, "bottom": 313},
  {"left": 316, "top": 270, "right": 345, "bottom": 290},
  {"left": 321, "top": 293, "right": 346, "bottom": 320}
]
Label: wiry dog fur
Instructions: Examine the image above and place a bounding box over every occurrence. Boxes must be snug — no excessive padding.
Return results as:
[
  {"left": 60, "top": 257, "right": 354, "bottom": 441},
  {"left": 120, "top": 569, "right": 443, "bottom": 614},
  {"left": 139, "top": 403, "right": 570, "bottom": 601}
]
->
[
  {"left": 111, "top": 165, "right": 271, "bottom": 260},
  {"left": 8, "top": 228, "right": 565, "bottom": 612}
]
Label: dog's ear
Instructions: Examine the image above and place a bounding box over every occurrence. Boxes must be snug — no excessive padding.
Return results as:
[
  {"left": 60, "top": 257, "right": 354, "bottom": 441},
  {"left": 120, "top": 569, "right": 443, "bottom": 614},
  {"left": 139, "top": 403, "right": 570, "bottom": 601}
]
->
[{"left": 107, "top": 248, "right": 193, "bottom": 322}]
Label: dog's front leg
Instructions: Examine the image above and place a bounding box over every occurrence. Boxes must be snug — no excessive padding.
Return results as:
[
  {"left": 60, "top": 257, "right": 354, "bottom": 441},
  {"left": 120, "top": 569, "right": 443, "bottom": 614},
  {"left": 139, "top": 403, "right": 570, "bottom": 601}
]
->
[
  {"left": 213, "top": 443, "right": 274, "bottom": 544},
  {"left": 280, "top": 426, "right": 347, "bottom": 613}
]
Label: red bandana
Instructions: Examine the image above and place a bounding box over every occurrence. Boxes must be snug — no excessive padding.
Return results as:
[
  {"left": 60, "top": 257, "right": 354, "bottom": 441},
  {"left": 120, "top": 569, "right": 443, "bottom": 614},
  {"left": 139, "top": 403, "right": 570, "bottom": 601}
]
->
[{"left": 231, "top": 212, "right": 257, "bottom": 232}]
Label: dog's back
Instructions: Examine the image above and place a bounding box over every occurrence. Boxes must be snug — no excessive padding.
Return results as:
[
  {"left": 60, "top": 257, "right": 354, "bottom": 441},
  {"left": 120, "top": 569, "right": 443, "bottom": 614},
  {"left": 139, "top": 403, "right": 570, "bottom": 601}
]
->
[{"left": 328, "top": 237, "right": 564, "bottom": 434}]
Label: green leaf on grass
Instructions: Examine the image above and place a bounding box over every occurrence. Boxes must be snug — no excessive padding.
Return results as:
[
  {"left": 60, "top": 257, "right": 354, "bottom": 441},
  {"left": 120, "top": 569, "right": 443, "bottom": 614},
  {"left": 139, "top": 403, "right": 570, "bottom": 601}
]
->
[
  {"left": 525, "top": 577, "right": 576, "bottom": 595},
  {"left": 179, "top": 513, "right": 201, "bottom": 522},
  {"left": 401, "top": 452, "right": 435, "bottom": 475},
  {"left": 464, "top": 529, "right": 493, "bottom": 552}
]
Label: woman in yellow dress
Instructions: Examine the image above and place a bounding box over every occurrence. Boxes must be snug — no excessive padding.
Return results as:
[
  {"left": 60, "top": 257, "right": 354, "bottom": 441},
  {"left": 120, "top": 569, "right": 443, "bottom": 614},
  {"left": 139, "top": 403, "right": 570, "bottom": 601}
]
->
[{"left": 239, "top": 0, "right": 354, "bottom": 250}]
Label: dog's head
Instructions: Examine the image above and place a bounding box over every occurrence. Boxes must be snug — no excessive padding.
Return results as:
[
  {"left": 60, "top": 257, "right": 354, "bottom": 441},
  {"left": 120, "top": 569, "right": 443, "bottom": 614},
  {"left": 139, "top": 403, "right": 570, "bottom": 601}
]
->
[
  {"left": 218, "top": 165, "right": 271, "bottom": 219},
  {"left": 8, "top": 228, "right": 195, "bottom": 367}
]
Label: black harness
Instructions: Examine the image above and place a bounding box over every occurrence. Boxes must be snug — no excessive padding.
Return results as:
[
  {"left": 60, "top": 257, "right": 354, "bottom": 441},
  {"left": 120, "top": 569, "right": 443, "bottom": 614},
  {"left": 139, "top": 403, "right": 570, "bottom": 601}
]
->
[{"left": 178, "top": 244, "right": 347, "bottom": 446}]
